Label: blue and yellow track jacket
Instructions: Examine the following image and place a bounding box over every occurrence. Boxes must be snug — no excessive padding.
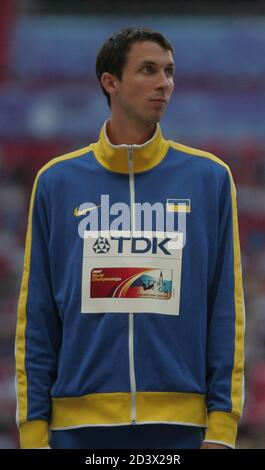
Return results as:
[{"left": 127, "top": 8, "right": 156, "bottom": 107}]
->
[{"left": 16, "top": 122, "right": 245, "bottom": 448}]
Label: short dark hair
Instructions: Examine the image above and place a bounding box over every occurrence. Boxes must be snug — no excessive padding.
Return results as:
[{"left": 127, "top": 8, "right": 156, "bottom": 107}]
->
[{"left": 96, "top": 28, "right": 174, "bottom": 107}]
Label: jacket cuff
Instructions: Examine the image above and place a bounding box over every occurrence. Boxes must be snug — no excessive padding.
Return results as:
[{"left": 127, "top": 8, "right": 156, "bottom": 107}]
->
[
  {"left": 204, "top": 411, "right": 240, "bottom": 448},
  {"left": 19, "top": 420, "right": 49, "bottom": 449}
]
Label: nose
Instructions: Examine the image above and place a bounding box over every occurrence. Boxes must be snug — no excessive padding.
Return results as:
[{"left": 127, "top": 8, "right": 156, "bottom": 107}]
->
[{"left": 155, "top": 70, "right": 173, "bottom": 92}]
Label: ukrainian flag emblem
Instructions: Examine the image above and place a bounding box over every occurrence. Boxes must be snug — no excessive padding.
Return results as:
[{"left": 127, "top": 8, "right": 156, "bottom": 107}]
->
[{"left": 166, "top": 199, "right": 191, "bottom": 213}]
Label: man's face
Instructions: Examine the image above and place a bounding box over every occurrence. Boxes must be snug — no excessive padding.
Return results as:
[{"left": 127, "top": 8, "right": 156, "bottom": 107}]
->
[{"left": 113, "top": 41, "right": 175, "bottom": 124}]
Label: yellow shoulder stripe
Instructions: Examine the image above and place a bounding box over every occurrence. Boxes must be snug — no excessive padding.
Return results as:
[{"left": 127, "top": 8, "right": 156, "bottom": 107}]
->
[
  {"left": 169, "top": 141, "right": 230, "bottom": 172},
  {"left": 36, "top": 144, "right": 94, "bottom": 178}
]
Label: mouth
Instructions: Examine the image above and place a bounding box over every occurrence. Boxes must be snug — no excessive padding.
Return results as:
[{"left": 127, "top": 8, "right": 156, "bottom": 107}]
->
[
  {"left": 150, "top": 98, "right": 167, "bottom": 103},
  {"left": 149, "top": 98, "right": 167, "bottom": 106}
]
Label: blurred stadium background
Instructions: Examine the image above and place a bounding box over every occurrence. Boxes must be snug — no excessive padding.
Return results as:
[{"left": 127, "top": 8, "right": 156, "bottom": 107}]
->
[{"left": 0, "top": 0, "right": 265, "bottom": 449}]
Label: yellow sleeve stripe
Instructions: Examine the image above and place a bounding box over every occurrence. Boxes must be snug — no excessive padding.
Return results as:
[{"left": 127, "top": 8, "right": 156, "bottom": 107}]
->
[
  {"left": 16, "top": 171, "right": 40, "bottom": 423},
  {"left": 15, "top": 145, "right": 93, "bottom": 423},
  {"left": 170, "top": 141, "right": 245, "bottom": 415},
  {"left": 228, "top": 169, "right": 245, "bottom": 415}
]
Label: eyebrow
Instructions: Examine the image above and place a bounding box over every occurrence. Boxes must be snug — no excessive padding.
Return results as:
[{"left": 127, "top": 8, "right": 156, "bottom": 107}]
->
[{"left": 140, "top": 60, "right": 175, "bottom": 69}]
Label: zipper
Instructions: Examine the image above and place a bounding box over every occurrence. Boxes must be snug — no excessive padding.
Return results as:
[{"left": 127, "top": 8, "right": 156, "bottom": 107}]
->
[
  {"left": 129, "top": 313, "right": 136, "bottom": 424},
  {"left": 128, "top": 145, "right": 137, "bottom": 424},
  {"left": 128, "top": 145, "right": 136, "bottom": 233}
]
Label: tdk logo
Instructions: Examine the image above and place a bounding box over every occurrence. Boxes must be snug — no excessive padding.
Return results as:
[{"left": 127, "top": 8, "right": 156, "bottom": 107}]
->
[
  {"left": 111, "top": 236, "right": 171, "bottom": 255},
  {"left": 85, "top": 231, "right": 183, "bottom": 254}
]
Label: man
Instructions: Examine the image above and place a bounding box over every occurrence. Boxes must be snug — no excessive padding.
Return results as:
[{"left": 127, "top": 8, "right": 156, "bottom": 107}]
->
[{"left": 15, "top": 28, "right": 245, "bottom": 449}]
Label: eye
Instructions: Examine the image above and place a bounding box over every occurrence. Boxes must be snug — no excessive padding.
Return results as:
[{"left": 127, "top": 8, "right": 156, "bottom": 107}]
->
[
  {"left": 142, "top": 64, "right": 155, "bottom": 74},
  {"left": 165, "top": 67, "right": 174, "bottom": 77}
]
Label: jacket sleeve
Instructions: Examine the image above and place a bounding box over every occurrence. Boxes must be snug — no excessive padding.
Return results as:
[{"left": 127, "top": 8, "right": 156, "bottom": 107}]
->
[
  {"left": 15, "top": 172, "right": 62, "bottom": 448},
  {"left": 204, "top": 168, "right": 245, "bottom": 449}
]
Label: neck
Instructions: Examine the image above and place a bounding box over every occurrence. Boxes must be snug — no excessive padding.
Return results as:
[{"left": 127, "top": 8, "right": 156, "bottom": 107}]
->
[{"left": 106, "top": 115, "right": 157, "bottom": 145}]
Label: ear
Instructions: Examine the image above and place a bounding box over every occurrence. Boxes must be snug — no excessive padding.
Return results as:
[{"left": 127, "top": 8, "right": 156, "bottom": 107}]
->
[{"left": 101, "top": 72, "right": 119, "bottom": 98}]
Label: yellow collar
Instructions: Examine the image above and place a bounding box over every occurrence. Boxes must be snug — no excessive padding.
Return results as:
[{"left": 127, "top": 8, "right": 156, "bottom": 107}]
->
[{"left": 92, "top": 121, "right": 170, "bottom": 174}]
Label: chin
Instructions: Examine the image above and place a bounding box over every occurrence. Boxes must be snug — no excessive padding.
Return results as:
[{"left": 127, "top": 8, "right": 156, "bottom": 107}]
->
[
  {"left": 149, "top": 111, "right": 164, "bottom": 122},
  {"left": 144, "top": 110, "right": 164, "bottom": 122},
  {"left": 142, "top": 117, "right": 160, "bottom": 127}
]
